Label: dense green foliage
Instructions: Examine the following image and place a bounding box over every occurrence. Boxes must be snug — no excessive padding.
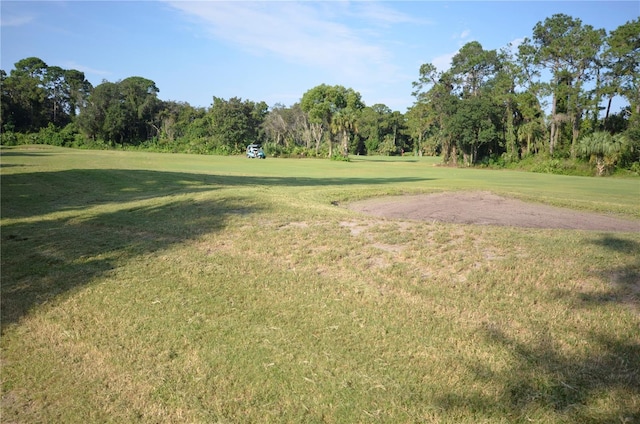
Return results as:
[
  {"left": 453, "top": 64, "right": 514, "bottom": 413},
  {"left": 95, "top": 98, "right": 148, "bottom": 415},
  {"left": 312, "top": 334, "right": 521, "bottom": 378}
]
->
[
  {"left": 1, "top": 57, "right": 92, "bottom": 132},
  {"left": 300, "top": 84, "right": 365, "bottom": 158},
  {"left": 1, "top": 15, "right": 638, "bottom": 175},
  {"left": 411, "top": 16, "right": 639, "bottom": 172}
]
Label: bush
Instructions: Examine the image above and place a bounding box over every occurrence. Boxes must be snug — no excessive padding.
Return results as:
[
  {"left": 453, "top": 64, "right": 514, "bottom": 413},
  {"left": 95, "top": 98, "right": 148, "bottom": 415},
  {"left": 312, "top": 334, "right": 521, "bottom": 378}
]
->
[
  {"left": 378, "top": 135, "right": 398, "bottom": 156},
  {"left": 0, "top": 131, "right": 19, "bottom": 146},
  {"left": 508, "top": 154, "right": 593, "bottom": 176},
  {"left": 330, "top": 153, "right": 350, "bottom": 162},
  {"left": 478, "top": 154, "right": 507, "bottom": 168},
  {"left": 263, "top": 142, "right": 284, "bottom": 158}
]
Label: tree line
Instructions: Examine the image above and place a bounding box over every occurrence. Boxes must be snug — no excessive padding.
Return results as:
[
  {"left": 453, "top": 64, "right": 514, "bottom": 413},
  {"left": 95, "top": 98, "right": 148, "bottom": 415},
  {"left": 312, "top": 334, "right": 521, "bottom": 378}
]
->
[{"left": 1, "top": 14, "right": 638, "bottom": 175}]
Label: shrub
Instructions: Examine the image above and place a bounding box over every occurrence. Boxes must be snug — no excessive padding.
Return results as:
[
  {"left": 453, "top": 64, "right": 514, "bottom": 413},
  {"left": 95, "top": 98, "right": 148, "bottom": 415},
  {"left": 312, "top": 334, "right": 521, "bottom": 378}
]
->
[
  {"left": 578, "top": 132, "right": 628, "bottom": 176},
  {"left": 0, "top": 131, "right": 19, "bottom": 146},
  {"left": 330, "top": 153, "right": 350, "bottom": 162}
]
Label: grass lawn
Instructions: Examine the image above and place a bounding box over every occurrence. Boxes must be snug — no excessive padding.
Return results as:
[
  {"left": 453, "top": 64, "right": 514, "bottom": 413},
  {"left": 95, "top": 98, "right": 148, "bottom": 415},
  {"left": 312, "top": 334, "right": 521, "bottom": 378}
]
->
[{"left": 1, "top": 145, "right": 639, "bottom": 423}]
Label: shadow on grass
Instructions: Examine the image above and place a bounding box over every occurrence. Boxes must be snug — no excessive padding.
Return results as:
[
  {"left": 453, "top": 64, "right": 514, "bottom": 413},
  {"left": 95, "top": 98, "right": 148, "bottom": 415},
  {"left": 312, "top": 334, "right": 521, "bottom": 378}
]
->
[
  {"left": 0, "top": 149, "right": 52, "bottom": 168},
  {"left": 451, "top": 325, "right": 640, "bottom": 423},
  {"left": 580, "top": 235, "right": 640, "bottom": 308},
  {"left": 434, "top": 234, "right": 640, "bottom": 422},
  {"left": 434, "top": 326, "right": 639, "bottom": 422},
  {"left": 349, "top": 156, "right": 421, "bottom": 163},
  {"left": 1, "top": 169, "right": 432, "bottom": 219},
  {"left": 0, "top": 169, "right": 259, "bottom": 331},
  {"left": 1, "top": 167, "right": 431, "bottom": 331},
  {"left": 1, "top": 169, "right": 223, "bottom": 219},
  {"left": 1, "top": 195, "right": 260, "bottom": 332},
  {"left": 0, "top": 150, "right": 55, "bottom": 157}
]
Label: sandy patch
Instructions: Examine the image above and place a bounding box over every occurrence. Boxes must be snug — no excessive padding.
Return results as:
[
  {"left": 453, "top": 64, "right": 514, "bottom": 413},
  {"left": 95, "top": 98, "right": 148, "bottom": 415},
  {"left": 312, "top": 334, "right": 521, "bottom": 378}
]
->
[{"left": 346, "top": 191, "right": 640, "bottom": 232}]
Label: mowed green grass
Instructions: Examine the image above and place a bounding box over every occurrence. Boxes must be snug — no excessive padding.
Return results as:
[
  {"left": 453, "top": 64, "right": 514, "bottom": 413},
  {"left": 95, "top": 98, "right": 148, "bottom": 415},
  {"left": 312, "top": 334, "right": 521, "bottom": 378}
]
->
[{"left": 1, "top": 145, "right": 639, "bottom": 423}]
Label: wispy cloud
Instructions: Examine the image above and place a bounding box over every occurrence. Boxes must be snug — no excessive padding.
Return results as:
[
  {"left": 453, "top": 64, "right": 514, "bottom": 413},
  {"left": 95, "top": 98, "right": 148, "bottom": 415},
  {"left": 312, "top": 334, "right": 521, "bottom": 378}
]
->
[
  {"left": 507, "top": 37, "right": 526, "bottom": 54},
  {"left": 352, "top": 2, "right": 427, "bottom": 26},
  {"left": 432, "top": 51, "right": 455, "bottom": 72},
  {"left": 451, "top": 28, "right": 473, "bottom": 47},
  {"left": 0, "top": 14, "right": 34, "bottom": 27},
  {"left": 164, "top": 1, "right": 401, "bottom": 84},
  {"left": 61, "top": 61, "right": 111, "bottom": 78}
]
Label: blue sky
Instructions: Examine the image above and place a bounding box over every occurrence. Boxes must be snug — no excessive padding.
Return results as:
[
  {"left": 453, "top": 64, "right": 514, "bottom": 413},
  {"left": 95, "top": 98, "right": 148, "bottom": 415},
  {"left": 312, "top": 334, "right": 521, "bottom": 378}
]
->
[{"left": 2, "top": 1, "right": 638, "bottom": 112}]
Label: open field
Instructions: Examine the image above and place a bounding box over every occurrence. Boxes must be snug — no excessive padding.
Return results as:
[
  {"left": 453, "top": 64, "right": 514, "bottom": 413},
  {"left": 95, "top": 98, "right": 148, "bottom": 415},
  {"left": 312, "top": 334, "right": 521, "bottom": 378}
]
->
[{"left": 1, "top": 146, "right": 639, "bottom": 423}]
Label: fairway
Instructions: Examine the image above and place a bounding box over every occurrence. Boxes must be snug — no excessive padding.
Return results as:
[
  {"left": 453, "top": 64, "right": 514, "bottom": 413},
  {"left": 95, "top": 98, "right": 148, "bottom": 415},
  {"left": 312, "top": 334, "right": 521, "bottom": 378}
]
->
[{"left": 1, "top": 146, "right": 639, "bottom": 423}]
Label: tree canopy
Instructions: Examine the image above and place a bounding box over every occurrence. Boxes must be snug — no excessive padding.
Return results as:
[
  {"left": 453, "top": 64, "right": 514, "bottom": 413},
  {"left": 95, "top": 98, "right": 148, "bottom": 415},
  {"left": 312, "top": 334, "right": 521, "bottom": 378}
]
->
[
  {"left": 1, "top": 57, "right": 92, "bottom": 133},
  {"left": 300, "top": 84, "right": 365, "bottom": 157}
]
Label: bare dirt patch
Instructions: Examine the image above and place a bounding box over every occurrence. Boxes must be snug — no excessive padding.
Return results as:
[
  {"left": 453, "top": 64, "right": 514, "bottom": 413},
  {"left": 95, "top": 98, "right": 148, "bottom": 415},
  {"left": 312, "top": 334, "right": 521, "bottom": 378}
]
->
[{"left": 346, "top": 191, "right": 640, "bottom": 232}]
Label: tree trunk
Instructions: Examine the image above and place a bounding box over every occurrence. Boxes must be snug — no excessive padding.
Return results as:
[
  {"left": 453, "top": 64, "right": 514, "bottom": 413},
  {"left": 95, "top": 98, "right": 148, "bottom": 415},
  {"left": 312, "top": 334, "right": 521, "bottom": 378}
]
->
[
  {"left": 505, "top": 100, "right": 516, "bottom": 160},
  {"left": 311, "top": 123, "right": 323, "bottom": 155},
  {"left": 549, "top": 93, "right": 557, "bottom": 156},
  {"left": 595, "top": 155, "right": 605, "bottom": 176},
  {"left": 442, "top": 137, "right": 451, "bottom": 163},
  {"left": 571, "top": 116, "right": 580, "bottom": 159},
  {"left": 342, "top": 130, "right": 349, "bottom": 156},
  {"left": 605, "top": 96, "right": 612, "bottom": 125}
]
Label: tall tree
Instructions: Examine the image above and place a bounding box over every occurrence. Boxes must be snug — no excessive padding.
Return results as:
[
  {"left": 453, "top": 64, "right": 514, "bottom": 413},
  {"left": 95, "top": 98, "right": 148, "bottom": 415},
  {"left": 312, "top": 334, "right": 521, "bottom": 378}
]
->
[
  {"left": 300, "top": 84, "right": 364, "bottom": 157},
  {"left": 405, "top": 101, "right": 432, "bottom": 155},
  {"left": 356, "top": 104, "right": 407, "bottom": 155},
  {"left": 64, "top": 69, "right": 92, "bottom": 118},
  {"left": 43, "top": 65, "right": 68, "bottom": 126},
  {"left": 602, "top": 18, "right": 640, "bottom": 119},
  {"left": 77, "top": 77, "right": 160, "bottom": 145},
  {"left": 331, "top": 108, "right": 359, "bottom": 156},
  {"left": 448, "top": 93, "right": 502, "bottom": 165},
  {"left": 1, "top": 57, "right": 92, "bottom": 133},
  {"left": 2, "top": 57, "right": 48, "bottom": 132},
  {"left": 521, "top": 14, "right": 605, "bottom": 156},
  {"left": 451, "top": 41, "right": 499, "bottom": 97},
  {"left": 515, "top": 91, "right": 547, "bottom": 155},
  {"left": 0, "top": 70, "right": 10, "bottom": 130},
  {"left": 492, "top": 48, "right": 521, "bottom": 161},
  {"left": 411, "top": 67, "right": 460, "bottom": 163},
  {"left": 262, "top": 103, "right": 289, "bottom": 148},
  {"left": 119, "top": 76, "right": 161, "bottom": 142},
  {"left": 153, "top": 101, "right": 206, "bottom": 146},
  {"left": 357, "top": 104, "right": 386, "bottom": 154},
  {"left": 208, "top": 97, "right": 267, "bottom": 153},
  {"left": 262, "top": 103, "right": 315, "bottom": 152},
  {"left": 414, "top": 51, "right": 503, "bottom": 165}
]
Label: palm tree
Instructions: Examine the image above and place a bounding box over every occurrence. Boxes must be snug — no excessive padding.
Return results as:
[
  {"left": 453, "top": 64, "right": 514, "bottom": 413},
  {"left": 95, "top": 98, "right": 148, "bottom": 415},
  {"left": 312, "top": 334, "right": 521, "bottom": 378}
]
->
[
  {"left": 518, "top": 118, "right": 546, "bottom": 155},
  {"left": 578, "top": 131, "right": 627, "bottom": 176},
  {"left": 330, "top": 110, "right": 357, "bottom": 157}
]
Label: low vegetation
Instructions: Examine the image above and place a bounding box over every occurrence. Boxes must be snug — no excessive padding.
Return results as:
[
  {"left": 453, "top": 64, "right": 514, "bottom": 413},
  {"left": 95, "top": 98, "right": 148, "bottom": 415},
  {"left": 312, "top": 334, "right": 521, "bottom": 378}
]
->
[{"left": 1, "top": 146, "right": 638, "bottom": 423}]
